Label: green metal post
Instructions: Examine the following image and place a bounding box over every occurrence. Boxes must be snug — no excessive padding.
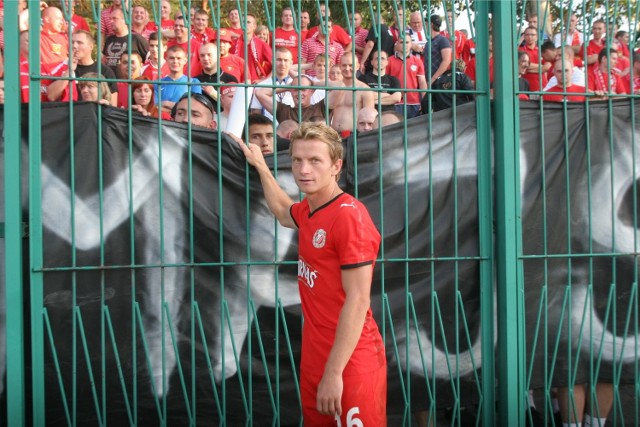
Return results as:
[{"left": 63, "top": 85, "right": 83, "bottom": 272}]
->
[
  {"left": 28, "top": 1, "right": 46, "bottom": 425},
  {"left": 492, "top": 0, "right": 526, "bottom": 425},
  {"left": 5, "top": 0, "right": 25, "bottom": 424},
  {"left": 474, "top": 1, "right": 495, "bottom": 425}
]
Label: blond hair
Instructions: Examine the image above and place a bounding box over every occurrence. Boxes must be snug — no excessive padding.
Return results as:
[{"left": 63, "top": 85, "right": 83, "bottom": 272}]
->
[{"left": 289, "top": 122, "right": 344, "bottom": 181}]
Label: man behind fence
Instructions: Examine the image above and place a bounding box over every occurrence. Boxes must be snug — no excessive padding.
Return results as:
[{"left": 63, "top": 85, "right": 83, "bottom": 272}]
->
[{"left": 235, "top": 122, "right": 387, "bottom": 426}]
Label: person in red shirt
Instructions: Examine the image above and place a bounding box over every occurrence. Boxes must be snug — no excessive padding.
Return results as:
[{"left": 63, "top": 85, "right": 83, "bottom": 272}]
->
[
  {"left": 543, "top": 58, "right": 587, "bottom": 102},
  {"left": 441, "top": 11, "right": 467, "bottom": 61},
  {"left": 350, "top": 11, "right": 369, "bottom": 64},
  {"left": 224, "top": 8, "right": 243, "bottom": 41},
  {"left": 63, "top": 0, "right": 90, "bottom": 33},
  {"left": 233, "top": 13, "right": 272, "bottom": 83},
  {"left": 141, "top": 32, "right": 170, "bottom": 80},
  {"left": 519, "top": 26, "right": 550, "bottom": 92},
  {"left": 167, "top": 15, "right": 202, "bottom": 77},
  {"left": 235, "top": 121, "right": 387, "bottom": 427},
  {"left": 584, "top": 19, "right": 606, "bottom": 68},
  {"left": 130, "top": 5, "right": 154, "bottom": 40},
  {"left": 115, "top": 52, "right": 143, "bottom": 108},
  {"left": 622, "top": 53, "right": 640, "bottom": 94},
  {"left": 191, "top": 8, "right": 216, "bottom": 44},
  {"left": 41, "top": 6, "right": 69, "bottom": 67},
  {"left": 465, "top": 33, "right": 494, "bottom": 87},
  {"left": 274, "top": 7, "right": 299, "bottom": 63},
  {"left": 386, "top": 33, "right": 428, "bottom": 118},
  {"left": 217, "top": 30, "right": 245, "bottom": 83},
  {"left": 300, "top": 10, "right": 310, "bottom": 40},
  {"left": 588, "top": 48, "right": 626, "bottom": 96}
]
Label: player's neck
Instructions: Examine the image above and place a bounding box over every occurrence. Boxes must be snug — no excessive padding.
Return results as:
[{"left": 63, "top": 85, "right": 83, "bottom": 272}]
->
[{"left": 307, "top": 184, "right": 342, "bottom": 212}]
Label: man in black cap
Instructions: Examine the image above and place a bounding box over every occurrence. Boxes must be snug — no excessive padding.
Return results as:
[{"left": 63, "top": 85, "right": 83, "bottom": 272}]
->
[
  {"left": 171, "top": 92, "right": 217, "bottom": 129},
  {"left": 424, "top": 14, "right": 452, "bottom": 86}
]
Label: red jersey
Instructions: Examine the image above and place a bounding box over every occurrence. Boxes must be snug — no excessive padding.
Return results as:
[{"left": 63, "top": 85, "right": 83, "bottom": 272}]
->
[
  {"left": 290, "top": 193, "right": 385, "bottom": 377},
  {"left": 353, "top": 26, "right": 369, "bottom": 63},
  {"left": 40, "top": 61, "right": 77, "bottom": 102},
  {"left": 441, "top": 30, "right": 467, "bottom": 60},
  {"left": 542, "top": 84, "right": 587, "bottom": 102},
  {"left": 219, "top": 54, "right": 245, "bottom": 83},
  {"left": 465, "top": 56, "right": 494, "bottom": 85},
  {"left": 386, "top": 54, "right": 425, "bottom": 105},
  {"left": 273, "top": 27, "right": 299, "bottom": 63},
  {"left": 141, "top": 60, "right": 170, "bottom": 80},
  {"left": 191, "top": 27, "right": 217, "bottom": 44},
  {"left": 41, "top": 32, "right": 69, "bottom": 67}
]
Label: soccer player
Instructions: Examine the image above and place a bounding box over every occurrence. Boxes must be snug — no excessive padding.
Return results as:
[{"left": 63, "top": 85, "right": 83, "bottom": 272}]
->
[{"left": 234, "top": 122, "right": 387, "bottom": 426}]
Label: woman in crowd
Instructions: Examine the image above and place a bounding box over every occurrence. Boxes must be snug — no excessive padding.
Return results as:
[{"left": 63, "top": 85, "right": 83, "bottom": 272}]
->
[
  {"left": 130, "top": 76, "right": 171, "bottom": 119},
  {"left": 78, "top": 72, "right": 111, "bottom": 105},
  {"left": 256, "top": 24, "right": 270, "bottom": 45}
]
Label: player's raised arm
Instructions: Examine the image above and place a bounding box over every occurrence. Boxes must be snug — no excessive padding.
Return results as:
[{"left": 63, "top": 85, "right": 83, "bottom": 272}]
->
[{"left": 230, "top": 133, "right": 297, "bottom": 229}]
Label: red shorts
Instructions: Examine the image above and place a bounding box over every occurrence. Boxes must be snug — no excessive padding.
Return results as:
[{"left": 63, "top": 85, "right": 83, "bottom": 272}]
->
[{"left": 300, "top": 364, "right": 387, "bottom": 426}]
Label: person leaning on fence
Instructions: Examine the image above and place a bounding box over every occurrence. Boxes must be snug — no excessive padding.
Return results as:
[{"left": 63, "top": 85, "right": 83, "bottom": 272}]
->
[
  {"left": 234, "top": 121, "right": 387, "bottom": 426},
  {"left": 77, "top": 72, "right": 111, "bottom": 106},
  {"left": 543, "top": 46, "right": 585, "bottom": 91},
  {"left": 171, "top": 91, "right": 217, "bottom": 129},
  {"left": 542, "top": 59, "right": 587, "bottom": 102}
]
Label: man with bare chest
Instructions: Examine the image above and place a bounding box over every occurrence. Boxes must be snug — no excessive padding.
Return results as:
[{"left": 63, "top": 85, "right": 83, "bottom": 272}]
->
[{"left": 330, "top": 54, "right": 374, "bottom": 134}]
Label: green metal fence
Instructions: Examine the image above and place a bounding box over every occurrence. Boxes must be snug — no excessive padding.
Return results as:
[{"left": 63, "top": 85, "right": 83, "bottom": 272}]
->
[{"left": 3, "top": 0, "right": 640, "bottom": 425}]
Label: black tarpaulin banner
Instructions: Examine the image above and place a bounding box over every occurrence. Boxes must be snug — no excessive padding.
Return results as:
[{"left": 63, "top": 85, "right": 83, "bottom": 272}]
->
[{"left": 0, "top": 100, "right": 639, "bottom": 423}]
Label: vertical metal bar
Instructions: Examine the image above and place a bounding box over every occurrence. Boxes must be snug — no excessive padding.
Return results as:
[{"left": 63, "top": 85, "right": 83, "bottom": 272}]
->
[
  {"left": 473, "top": 1, "right": 495, "bottom": 425},
  {"left": 492, "top": 0, "right": 526, "bottom": 425},
  {"left": 4, "top": 0, "right": 25, "bottom": 424}
]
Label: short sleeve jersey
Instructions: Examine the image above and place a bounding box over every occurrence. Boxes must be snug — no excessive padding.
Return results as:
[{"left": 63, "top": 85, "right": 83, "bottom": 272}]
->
[{"left": 290, "top": 193, "right": 385, "bottom": 377}]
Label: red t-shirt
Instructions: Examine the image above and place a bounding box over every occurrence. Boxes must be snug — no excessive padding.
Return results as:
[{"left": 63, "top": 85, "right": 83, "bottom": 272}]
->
[
  {"left": 386, "top": 54, "right": 425, "bottom": 105},
  {"left": 441, "top": 30, "right": 468, "bottom": 60},
  {"left": 141, "top": 60, "right": 170, "bottom": 80},
  {"left": 40, "top": 61, "right": 77, "bottom": 102},
  {"left": 191, "top": 27, "right": 217, "bottom": 44},
  {"left": 300, "top": 36, "right": 344, "bottom": 76},
  {"left": 273, "top": 27, "right": 299, "bottom": 63},
  {"left": 219, "top": 54, "right": 245, "bottom": 83},
  {"left": 465, "top": 56, "right": 494, "bottom": 85},
  {"left": 542, "top": 84, "right": 587, "bottom": 102},
  {"left": 290, "top": 193, "right": 385, "bottom": 377},
  {"left": 41, "top": 32, "right": 69, "bottom": 67}
]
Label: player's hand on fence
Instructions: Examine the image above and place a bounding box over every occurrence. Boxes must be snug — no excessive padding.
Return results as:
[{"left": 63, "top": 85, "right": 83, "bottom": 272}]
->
[
  {"left": 227, "top": 132, "right": 267, "bottom": 169},
  {"left": 316, "top": 372, "right": 343, "bottom": 417}
]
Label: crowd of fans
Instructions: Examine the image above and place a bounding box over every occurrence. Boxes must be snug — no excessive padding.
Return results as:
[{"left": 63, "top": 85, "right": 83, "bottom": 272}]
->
[{"left": 3, "top": 0, "right": 640, "bottom": 149}]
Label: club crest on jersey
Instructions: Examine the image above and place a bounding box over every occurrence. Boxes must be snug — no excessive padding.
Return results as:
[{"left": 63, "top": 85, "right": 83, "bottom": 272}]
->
[{"left": 312, "top": 229, "right": 326, "bottom": 248}]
